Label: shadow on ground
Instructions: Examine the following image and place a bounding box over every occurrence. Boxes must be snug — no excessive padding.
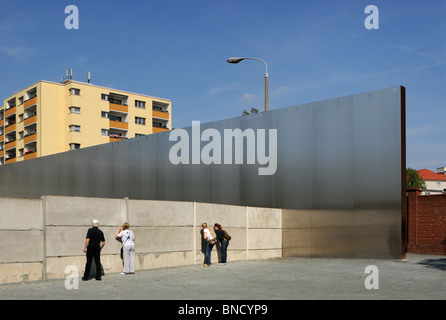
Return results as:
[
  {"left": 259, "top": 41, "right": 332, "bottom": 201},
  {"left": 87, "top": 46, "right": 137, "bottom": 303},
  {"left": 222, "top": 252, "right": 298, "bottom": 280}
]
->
[{"left": 417, "top": 257, "right": 446, "bottom": 271}]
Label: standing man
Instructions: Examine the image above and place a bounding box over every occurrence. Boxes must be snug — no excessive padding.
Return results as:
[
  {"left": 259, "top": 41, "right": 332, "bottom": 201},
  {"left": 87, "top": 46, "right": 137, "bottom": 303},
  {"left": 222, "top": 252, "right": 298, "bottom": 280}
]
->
[{"left": 82, "top": 219, "right": 105, "bottom": 281}]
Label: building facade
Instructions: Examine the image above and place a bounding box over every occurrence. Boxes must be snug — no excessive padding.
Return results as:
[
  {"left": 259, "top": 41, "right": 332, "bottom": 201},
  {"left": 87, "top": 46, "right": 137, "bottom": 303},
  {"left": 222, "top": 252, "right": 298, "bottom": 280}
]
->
[
  {"left": 0, "top": 80, "right": 171, "bottom": 165},
  {"left": 417, "top": 167, "right": 446, "bottom": 194}
]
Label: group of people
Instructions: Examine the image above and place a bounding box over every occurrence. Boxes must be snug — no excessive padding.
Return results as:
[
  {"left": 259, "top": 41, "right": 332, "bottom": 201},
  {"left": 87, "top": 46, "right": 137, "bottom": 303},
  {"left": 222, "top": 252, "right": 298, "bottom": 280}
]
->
[
  {"left": 201, "top": 223, "right": 231, "bottom": 267},
  {"left": 81, "top": 220, "right": 135, "bottom": 281},
  {"left": 81, "top": 219, "right": 232, "bottom": 280}
]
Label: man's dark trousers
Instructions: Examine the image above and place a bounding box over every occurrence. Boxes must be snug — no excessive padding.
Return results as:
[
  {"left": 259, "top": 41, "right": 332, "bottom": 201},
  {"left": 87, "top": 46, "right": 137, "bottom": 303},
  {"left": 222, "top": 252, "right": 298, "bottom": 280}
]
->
[{"left": 83, "top": 244, "right": 101, "bottom": 280}]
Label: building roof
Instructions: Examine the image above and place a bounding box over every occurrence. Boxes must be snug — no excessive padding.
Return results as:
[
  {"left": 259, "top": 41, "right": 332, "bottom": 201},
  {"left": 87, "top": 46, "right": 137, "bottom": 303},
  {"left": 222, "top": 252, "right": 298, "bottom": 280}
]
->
[
  {"left": 3, "top": 79, "right": 171, "bottom": 103},
  {"left": 417, "top": 169, "right": 446, "bottom": 181}
]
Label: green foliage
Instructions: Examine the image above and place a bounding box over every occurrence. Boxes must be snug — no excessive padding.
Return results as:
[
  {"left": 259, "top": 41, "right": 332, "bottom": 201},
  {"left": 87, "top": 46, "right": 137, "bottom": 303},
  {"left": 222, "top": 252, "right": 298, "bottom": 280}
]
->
[
  {"left": 406, "top": 167, "right": 427, "bottom": 190},
  {"left": 242, "top": 107, "right": 259, "bottom": 116}
]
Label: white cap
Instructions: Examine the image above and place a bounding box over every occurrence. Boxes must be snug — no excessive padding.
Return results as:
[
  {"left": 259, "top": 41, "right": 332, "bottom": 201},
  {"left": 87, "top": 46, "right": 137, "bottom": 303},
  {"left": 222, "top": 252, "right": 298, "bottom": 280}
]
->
[{"left": 92, "top": 219, "right": 99, "bottom": 227}]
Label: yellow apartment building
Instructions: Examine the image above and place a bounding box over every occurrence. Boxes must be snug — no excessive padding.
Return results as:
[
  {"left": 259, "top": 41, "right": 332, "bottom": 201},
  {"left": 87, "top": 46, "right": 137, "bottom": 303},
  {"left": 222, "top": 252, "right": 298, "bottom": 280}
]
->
[{"left": 0, "top": 80, "right": 171, "bottom": 165}]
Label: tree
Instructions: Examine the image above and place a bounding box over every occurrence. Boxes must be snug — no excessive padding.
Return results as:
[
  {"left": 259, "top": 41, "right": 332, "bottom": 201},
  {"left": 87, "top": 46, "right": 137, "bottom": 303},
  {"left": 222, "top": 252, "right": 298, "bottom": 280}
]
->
[
  {"left": 242, "top": 107, "right": 259, "bottom": 116},
  {"left": 406, "top": 167, "right": 427, "bottom": 190}
]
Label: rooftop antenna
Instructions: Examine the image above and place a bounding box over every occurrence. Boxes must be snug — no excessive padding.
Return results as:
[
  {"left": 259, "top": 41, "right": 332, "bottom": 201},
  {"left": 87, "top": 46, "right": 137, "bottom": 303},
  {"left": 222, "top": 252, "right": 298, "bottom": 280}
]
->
[
  {"left": 70, "top": 68, "right": 72, "bottom": 80},
  {"left": 87, "top": 72, "right": 91, "bottom": 83},
  {"left": 62, "top": 68, "right": 70, "bottom": 83}
]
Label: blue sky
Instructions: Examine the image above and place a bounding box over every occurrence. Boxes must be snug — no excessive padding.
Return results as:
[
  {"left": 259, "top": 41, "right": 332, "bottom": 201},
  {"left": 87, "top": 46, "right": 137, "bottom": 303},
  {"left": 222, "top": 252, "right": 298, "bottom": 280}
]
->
[{"left": 0, "top": 0, "right": 444, "bottom": 170}]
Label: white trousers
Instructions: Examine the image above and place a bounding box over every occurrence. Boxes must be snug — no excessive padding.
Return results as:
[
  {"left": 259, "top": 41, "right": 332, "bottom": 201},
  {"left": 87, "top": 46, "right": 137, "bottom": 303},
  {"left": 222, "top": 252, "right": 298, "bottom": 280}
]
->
[{"left": 123, "top": 244, "right": 135, "bottom": 273}]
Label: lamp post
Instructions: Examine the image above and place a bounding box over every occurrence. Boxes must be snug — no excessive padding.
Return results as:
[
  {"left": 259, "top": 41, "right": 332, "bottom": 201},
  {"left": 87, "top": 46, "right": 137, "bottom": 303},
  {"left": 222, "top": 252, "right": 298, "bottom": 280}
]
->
[{"left": 227, "top": 57, "right": 269, "bottom": 112}]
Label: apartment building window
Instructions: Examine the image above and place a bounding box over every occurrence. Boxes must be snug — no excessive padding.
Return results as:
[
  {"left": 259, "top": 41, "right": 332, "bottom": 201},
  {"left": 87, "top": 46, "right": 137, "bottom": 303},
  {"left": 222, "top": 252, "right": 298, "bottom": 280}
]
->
[
  {"left": 109, "top": 115, "right": 122, "bottom": 122},
  {"left": 135, "top": 100, "right": 146, "bottom": 109},
  {"left": 101, "top": 94, "right": 109, "bottom": 101},
  {"left": 153, "top": 101, "right": 170, "bottom": 113},
  {"left": 70, "top": 106, "right": 81, "bottom": 114},
  {"left": 70, "top": 143, "right": 80, "bottom": 150},
  {"left": 101, "top": 111, "right": 109, "bottom": 118},
  {"left": 70, "top": 125, "right": 81, "bottom": 132},
  {"left": 101, "top": 129, "right": 109, "bottom": 136},
  {"left": 19, "top": 148, "right": 24, "bottom": 157},
  {"left": 6, "top": 98, "right": 16, "bottom": 109},
  {"left": 70, "top": 88, "right": 80, "bottom": 95},
  {"left": 19, "top": 97, "right": 24, "bottom": 105},
  {"left": 135, "top": 117, "right": 146, "bottom": 125},
  {"left": 26, "top": 88, "right": 37, "bottom": 100},
  {"left": 135, "top": 133, "right": 145, "bottom": 137}
]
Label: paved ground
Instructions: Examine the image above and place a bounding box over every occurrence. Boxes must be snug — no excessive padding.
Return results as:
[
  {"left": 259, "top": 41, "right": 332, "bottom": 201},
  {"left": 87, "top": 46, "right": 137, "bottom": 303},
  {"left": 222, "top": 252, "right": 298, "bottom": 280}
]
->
[{"left": 0, "top": 253, "right": 444, "bottom": 300}]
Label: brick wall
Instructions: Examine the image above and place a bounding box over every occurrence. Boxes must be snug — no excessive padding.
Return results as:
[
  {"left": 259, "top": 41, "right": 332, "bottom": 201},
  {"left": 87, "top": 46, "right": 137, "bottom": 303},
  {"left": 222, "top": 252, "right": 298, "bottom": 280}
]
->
[{"left": 407, "top": 189, "right": 446, "bottom": 255}]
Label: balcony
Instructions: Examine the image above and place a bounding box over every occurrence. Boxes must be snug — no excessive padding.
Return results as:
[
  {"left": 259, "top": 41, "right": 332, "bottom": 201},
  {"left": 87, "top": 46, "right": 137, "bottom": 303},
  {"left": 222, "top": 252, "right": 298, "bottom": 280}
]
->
[
  {"left": 24, "top": 133, "right": 37, "bottom": 145},
  {"left": 109, "top": 119, "right": 128, "bottom": 130},
  {"left": 24, "top": 96, "right": 37, "bottom": 109},
  {"left": 0, "top": 118, "right": 3, "bottom": 126},
  {"left": 153, "top": 127, "right": 169, "bottom": 133},
  {"left": 5, "top": 106, "right": 16, "bottom": 118},
  {"left": 109, "top": 136, "right": 127, "bottom": 143},
  {"left": 24, "top": 150, "right": 37, "bottom": 160},
  {"left": 5, "top": 140, "right": 16, "bottom": 150},
  {"left": 24, "top": 114, "right": 37, "bottom": 127},
  {"left": 5, "top": 157, "right": 16, "bottom": 165},
  {"left": 5, "top": 123, "right": 16, "bottom": 134},
  {"left": 152, "top": 110, "right": 169, "bottom": 120},
  {"left": 0, "top": 149, "right": 3, "bottom": 157},
  {"left": 109, "top": 102, "right": 128, "bottom": 113}
]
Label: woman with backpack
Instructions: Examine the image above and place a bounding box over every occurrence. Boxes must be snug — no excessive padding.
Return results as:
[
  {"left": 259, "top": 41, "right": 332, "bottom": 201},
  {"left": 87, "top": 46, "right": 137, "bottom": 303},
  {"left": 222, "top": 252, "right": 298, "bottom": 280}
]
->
[
  {"left": 115, "top": 222, "right": 135, "bottom": 275},
  {"left": 214, "top": 223, "right": 231, "bottom": 265}
]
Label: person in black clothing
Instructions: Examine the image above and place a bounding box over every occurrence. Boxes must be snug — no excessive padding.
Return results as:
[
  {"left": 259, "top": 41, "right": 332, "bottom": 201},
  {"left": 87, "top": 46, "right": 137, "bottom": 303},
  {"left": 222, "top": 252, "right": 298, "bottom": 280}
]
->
[
  {"left": 214, "top": 223, "right": 230, "bottom": 265},
  {"left": 82, "top": 219, "right": 105, "bottom": 281}
]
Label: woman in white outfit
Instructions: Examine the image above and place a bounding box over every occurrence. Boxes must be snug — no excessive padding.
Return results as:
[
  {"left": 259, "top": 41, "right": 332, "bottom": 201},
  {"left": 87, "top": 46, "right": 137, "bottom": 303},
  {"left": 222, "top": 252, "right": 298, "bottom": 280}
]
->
[
  {"left": 115, "top": 223, "right": 135, "bottom": 275},
  {"left": 201, "top": 223, "right": 216, "bottom": 267}
]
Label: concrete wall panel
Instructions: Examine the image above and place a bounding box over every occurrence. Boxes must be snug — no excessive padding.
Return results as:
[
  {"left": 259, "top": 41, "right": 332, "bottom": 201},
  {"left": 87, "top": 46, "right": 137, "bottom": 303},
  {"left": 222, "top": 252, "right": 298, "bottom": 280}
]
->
[
  {"left": 248, "top": 229, "right": 282, "bottom": 250},
  {"left": 248, "top": 207, "right": 282, "bottom": 228},
  {"left": 0, "top": 262, "right": 43, "bottom": 284},
  {"left": 195, "top": 202, "right": 247, "bottom": 228},
  {"left": 138, "top": 251, "right": 194, "bottom": 269},
  {"left": 0, "top": 198, "right": 42, "bottom": 230},
  {"left": 45, "top": 196, "right": 127, "bottom": 226},
  {"left": 353, "top": 209, "right": 402, "bottom": 258},
  {"left": 0, "top": 230, "right": 43, "bottom": 263},
  {"left": 129, "top": 200, "right": 193, "bottom": 227},
  {"left": 311, "top": 227, "right": 354, "bottom": 258},
  {"left": 133, "top": 226, "right": 193, "bottom": 253}
]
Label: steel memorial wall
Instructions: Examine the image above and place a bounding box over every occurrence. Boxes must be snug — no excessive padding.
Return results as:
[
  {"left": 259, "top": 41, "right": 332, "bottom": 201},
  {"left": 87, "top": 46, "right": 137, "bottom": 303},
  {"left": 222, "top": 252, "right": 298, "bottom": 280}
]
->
[{"left": 0, "top": 86, "right": 406, "bottom": 259}]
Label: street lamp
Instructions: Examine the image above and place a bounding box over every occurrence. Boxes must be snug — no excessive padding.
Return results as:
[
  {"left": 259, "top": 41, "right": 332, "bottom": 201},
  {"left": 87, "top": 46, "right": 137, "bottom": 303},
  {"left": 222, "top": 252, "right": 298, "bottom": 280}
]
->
[{"left": 227, "top": 57, "right": 269, "bottom": 112}]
